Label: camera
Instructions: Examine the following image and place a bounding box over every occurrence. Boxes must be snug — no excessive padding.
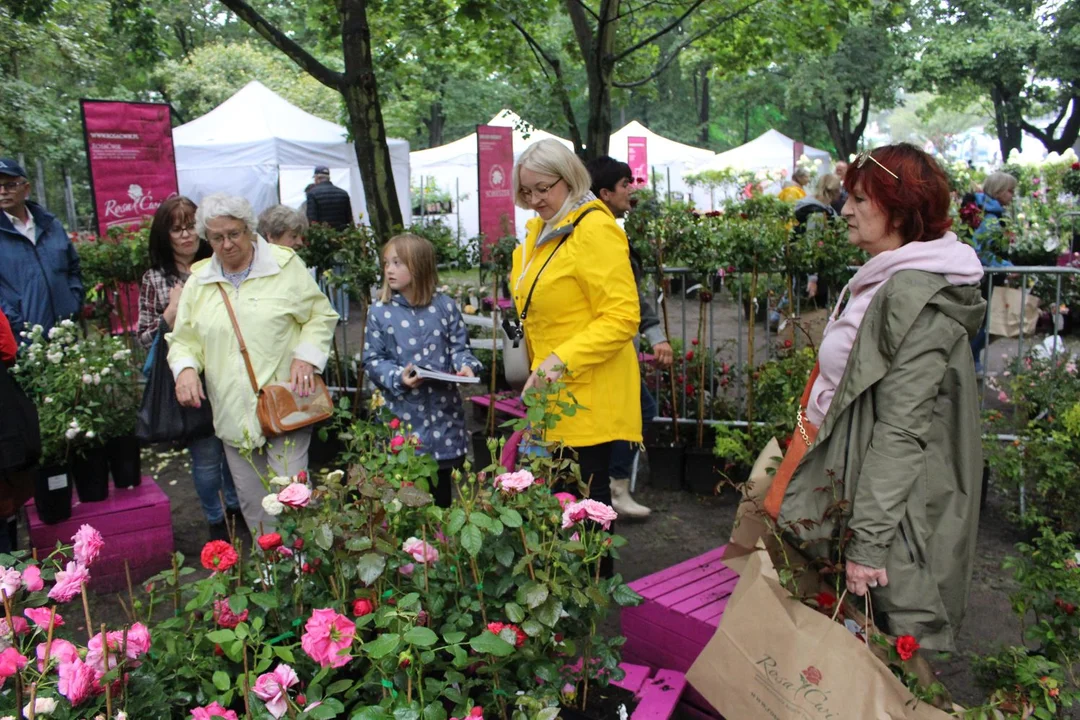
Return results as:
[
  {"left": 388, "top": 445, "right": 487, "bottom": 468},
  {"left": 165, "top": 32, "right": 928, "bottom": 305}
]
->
[{"left": 501, "top": 314, "right": 524, "bottom": 347}]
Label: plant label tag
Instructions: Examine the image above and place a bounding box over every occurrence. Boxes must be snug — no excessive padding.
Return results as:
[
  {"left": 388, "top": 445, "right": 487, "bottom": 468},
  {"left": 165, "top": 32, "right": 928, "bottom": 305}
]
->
[{"left": 47, "top": 474, "right": 68, "bottom": 491}]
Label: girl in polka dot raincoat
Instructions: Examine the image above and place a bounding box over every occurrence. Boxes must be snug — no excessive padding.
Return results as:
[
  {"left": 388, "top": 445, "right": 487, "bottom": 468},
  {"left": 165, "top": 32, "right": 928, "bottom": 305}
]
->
[{"left": 362, "top": 234, "right": 483, "bottom": 507}]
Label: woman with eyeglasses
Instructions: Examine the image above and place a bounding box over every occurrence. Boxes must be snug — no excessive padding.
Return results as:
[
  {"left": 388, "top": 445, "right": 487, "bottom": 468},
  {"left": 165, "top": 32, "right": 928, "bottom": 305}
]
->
[
  {"left": 774, "top": 144, "right": 986, "bottom": 672},
  {"left": 509, "top": 140, "right": 641, "bottom": 574},
  {"left": 138, "top": 196, "right": 242, "bottom": 541},
  {"left": 168, "top": 194, "right": 338, "bottom": 533}
]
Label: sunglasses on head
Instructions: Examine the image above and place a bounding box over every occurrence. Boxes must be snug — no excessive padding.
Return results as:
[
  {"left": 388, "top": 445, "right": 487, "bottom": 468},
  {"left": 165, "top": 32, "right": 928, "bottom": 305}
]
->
[{"left": 854, "top": 151, "right": 898, "bottom": 180}]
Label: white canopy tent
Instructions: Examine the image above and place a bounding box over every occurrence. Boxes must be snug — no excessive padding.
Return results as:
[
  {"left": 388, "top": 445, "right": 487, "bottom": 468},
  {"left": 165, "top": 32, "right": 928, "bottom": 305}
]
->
[
  {"left": 410, "top": 110, "right": 573, "bottom": 240},
  {"left": 174, "top": 81, "right": 411, "bottom": 226},
  {"left": 690, "top": 130, "right": 832, "bottom": 209},
  {"left": 608, "top": 120, "right": 715, "bottom": 205}
]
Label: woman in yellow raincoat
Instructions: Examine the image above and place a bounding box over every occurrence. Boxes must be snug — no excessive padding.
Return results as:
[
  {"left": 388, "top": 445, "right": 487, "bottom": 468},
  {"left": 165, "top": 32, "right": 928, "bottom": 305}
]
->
[{"left": 509, "top": 139, "right": 641, "bottom": 511}]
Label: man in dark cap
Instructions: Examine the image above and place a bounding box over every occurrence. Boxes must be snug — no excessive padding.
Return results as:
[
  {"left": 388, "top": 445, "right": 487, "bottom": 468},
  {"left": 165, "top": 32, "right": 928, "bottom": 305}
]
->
[
  {"left": 0, "top": 159, "right": 84, "bottom": 337},
  {"left": 304, "top": 165, "right": 354, "bottom": 230}
]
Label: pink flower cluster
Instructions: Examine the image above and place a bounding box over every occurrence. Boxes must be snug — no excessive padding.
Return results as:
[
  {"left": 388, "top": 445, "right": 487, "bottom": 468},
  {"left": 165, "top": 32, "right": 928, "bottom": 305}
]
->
[
  {"left": 48, "top": 562, "right": 91, "bottom": 603},
  {"left": 51, "top": 623, "right": 151, "bottom": 705},
  {"left": 253, "top": 663, "right": 299, "bottom": 718},
  {"left": 300, "top": 608, "right": 355, "bottom": 668},
  {"left": 190, "top": 702, "right": 238, "bottom": 719},
  {"left": 213, "top": 599, "right": 249, "bottom": 629},
  {"left": 0, "top": 565, "right": 44, "bottom": 599},
  {"left": 494, "top": 469, "right": 535, "bottom": 493},
  {"left": 277, "top": 483, "right": 311, "bottom": 509},
  {"left": 451, "top": 707, "right": 485, "bottom": 720},
  {"left": 402, "top": 537, "right": 439, "bottom": 564},
  {"left": 561, "top": 499, "right": 618, "bottom": 531},
  {"left": 72, "top": 524, "right": 104, "bottom": 566}
]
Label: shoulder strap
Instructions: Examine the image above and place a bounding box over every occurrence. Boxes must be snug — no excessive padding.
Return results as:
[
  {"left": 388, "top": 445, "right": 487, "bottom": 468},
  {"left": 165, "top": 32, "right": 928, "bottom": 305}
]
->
[
  {"left": 217, "top": 284, "right": 261, "bottom": 395},
  {"left": 520, "top": 207, "right": 599, "bottom": 322}
]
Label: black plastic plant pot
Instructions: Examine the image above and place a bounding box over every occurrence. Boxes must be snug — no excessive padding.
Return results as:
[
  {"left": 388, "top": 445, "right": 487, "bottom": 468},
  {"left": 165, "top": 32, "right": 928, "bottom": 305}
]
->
[
  {"left": 645, "top": 441, "right": 686, "bottom": 491},
  {"left": 35, "top": 465, "right": 73, "bottom": 524},
  {"left": 71, "top": 445, "right": 111, "bottom": 502},
  {"left": 683, "top": 445, "right": 723, "bottom": 496},
  {"left": 107, "top": 435, "right": 143, "bottom": 488}
]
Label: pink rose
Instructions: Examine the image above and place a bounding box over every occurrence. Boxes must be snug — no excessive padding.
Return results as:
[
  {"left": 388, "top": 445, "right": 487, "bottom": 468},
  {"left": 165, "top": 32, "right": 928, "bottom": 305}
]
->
[
  {"left": 213, "top": 599, "right": 249, "bottom": 629},
  {"left": 300, "top": 608, "right": 355, "bottom": 668},
  {"left": 253, "top": 663, "right": 299, "bottom": 718},
  {"left": 125, "top": 622, "right": 152, "bottom": 659},
  {"left": 0, "top": 567, "right": 20, "bottom": 598},
  {"left": 72, "top": 524, "right": 104, "bottom": 567},
  {"left": 561, "top": 499, "right": 618, "bottom": 531},
  {"left": 48, "top": 562, "right": 90, "bottom": 603},
  {"left": 57, "top": 657, "right": 99, "bottom": 706},
  {"left": 276, "top": 483, "right": 312, "bottom": 509},
  {"left": 23, "top": 607, "right": 63, "bottom": 629},
  {"left": 390, "top": 435, "right": 406, "bottom": 453},
  {"left": 553, "top": 492, "right": 577, "bottom": 510},
  {"left": 190, "top": 702, "right": 239, "bottom": 720},
  {"left": 0, "top": 617, "right": 29, "bottom": 638},
  {"left": 0, "top": 647, "right": 27, "bottom": 686},
  {"left": 402, "top": 537, "right": 439, "bottom": 564},
  {"left": 399, "top": 563, "right": 415, "bottom": 577},
  {"left": 21, "top": 566, "right": 43, "bottom": 592},
  {"left": 37, "top": 638, "right": 79, "bottom": 672},
  {"left": 494, "top": 470, "right": 535, "bottom": 493}
]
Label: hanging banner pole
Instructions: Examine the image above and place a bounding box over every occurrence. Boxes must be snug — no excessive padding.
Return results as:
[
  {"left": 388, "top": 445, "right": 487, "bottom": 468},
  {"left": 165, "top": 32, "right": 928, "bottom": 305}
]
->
[
  {"left": 477, "top": 125, "right": 515, "bottom": 263},
  {"left": 628, "top": 136, "right": 648, "bottom": 189}
]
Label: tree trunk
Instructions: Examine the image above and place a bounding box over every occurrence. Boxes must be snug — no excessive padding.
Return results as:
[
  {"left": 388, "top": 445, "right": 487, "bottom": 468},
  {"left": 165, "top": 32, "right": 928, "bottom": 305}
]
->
[
  {"left": 567, "top": 0, "right": 619, "bottom": 161},
  {"left": 991, "top": 84, "right": 1023, "bottom": 162},
  {"left": 698, "top": 66, "right": 711, "bottom": 146},
  {"left": 340, "top": 0, "right": 402, "bottom": 239},
  {"left": 426, "top": 100, "right": 445, "bottom": 148}
]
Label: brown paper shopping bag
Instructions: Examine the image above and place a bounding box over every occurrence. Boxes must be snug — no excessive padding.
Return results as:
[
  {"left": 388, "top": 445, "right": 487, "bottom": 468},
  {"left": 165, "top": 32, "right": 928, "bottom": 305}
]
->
[
  {"left": 988, "top": 287, "right": 1040, "bottom": 337},
  {"left": 728, "top": 436, "right": 783, "bottom": 554},
  {"left": 687, "top": 547, "right": 954, "bottom": 720}
]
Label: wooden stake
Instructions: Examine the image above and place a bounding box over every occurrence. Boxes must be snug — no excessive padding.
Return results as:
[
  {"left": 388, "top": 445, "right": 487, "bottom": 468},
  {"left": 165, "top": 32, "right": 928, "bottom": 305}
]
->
[
  {"left": 124, "top": 559, "right": 135, "bottom": 619},
  {"left": 101, "top": 623, "right": 112, "bottom": 719},
  {"left": 242, "top": 640, "right": 253, "bottom": 720},
  {"left": 27, "top": 681, "right": 37, "bottom": 720},
  {"left": 80, "top": 584, "right": 93, "bottom": 642}
]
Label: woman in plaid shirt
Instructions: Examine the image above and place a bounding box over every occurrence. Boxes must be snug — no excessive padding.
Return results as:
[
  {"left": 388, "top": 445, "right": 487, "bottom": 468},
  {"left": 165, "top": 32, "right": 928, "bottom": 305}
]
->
[{"left": 138, "top": 196, "right": 241, "bottom": 541}]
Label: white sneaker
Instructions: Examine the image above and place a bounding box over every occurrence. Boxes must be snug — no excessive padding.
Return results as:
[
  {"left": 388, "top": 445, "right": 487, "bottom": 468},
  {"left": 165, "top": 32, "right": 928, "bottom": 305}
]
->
[{"left": 610, "top": 478, "right": 651, "bottom": 519}]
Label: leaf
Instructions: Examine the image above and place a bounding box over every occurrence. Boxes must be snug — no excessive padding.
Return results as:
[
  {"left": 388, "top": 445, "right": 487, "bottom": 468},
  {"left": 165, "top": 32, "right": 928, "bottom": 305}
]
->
[
  {"left": 460, "top": 524, "right": 482, "bottom": 557},
  {"left": 393, "top": 710, "right": 420, "bottom": 720},
  {"left": 397, "top": 485, "right": 434, "bottom": 507},
  {"left": 309, "top": 703, "right": 346, "bottom": 719},
  {"left": 469, "top": 512, "right": 493, "bottom": 531},
  {"left": 494, "top": 543, "right": 514, "bottom": 567},
  {"left": 422, "top": 702, "right": 448, "bottom": 720},
  {"left": 315, "top": 523, "right": 335, "bottom": 551},
  {"left": 446, "top": 508, "right": 466, "bottom": 535},
  {"left": 523, "top": 582, "right": 549, "bottom": 609},
  {"left": 534, "top": 596, "right": 563, "bottom": 628},
  {"left": 403, "top": 626, "right": 438, "bottom": 647},
  {"left": 505, "top": 602, "right": 525, "bottom": 623},
  {"left": 273, "top": 646, "right": 295, "bottom": 662},
  {"left": 205, "top": 629, "right": 236, "bottom": 644},
  {"left": 212, "top": 670, "right": 230, "bottom": 691},
  {"left": 326, "top": 679, "right": 353, "bottom": 695},
  {"left": 499, "top": 508, "right": 523, "bottom": 528},
  {"left": 362, "top": 633, "right": 400, "bottom": 659},
  {"left": 468, "top": 631, "right": 515, "bottom": 657},
  {"left": 442, "top": 631, "right": 465, "bottom": 645},
  {"left": 349, "top": 707, "right": 391, "bottom": 720},
  {"left": 251, "top": 592, "right": 280, "bottom": 610},
  {"left": 345, "top": 536, "right": 373, "bottom": 552},
  {"left": 356, "top": 553, "right": 387, "bottom": 586},
  {"left": 228, "top": 594, "right": 248, "bottom": 614},
  {"left": 612, "top": 583, "right": 644, "bottom": 607}
]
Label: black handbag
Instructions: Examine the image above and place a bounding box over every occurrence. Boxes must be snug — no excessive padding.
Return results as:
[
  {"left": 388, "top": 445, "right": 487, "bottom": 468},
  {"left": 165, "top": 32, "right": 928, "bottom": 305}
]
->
[
  {"left": 136, "top": 326, "right": 215, "bottom": 445},
  {"left": 0, "top": 361, "right": 41, "bottom": 472}
]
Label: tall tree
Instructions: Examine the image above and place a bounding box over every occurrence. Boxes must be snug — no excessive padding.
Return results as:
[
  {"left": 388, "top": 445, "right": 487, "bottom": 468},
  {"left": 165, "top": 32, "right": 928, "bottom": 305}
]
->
[{"left": 216, "top": 0, "right": 402, "bottom": 237}]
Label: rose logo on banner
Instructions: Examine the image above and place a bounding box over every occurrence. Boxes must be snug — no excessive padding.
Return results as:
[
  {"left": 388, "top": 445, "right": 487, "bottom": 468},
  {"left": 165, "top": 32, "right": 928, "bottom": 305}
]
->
[
  {"left": 490, "top": 164, "right": 506, "bottom": 188},
  {"left": 103, "top": 186, "right": 163, "bottom": 228},
  {"left": 128, "top": 184, "right": 144, "bottom": 201}
]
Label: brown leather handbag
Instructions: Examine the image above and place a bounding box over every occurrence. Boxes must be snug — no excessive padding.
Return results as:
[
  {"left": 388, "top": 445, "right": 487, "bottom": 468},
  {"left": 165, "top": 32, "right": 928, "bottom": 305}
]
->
[{"left": 218, "top": 285, "right": 333, "bottom": 438}]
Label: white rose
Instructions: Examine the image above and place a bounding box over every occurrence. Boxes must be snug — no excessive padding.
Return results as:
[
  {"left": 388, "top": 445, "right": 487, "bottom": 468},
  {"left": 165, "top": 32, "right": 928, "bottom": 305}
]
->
[
  {"left": 79, "top": 358, "right": 86, "bottom": 364},
  {"left": 101, "top": 367, "right": 111, "bottom": 376},
  {"left": 261, "top": 493, "right": 284, "bottom": 516},
  {"left": 93, "top": 374, "right": 101, "bottom": 385},
  {"left": 47, "top": 327, "right": 60, "bottom": 339},
  {"left": 61, "top": 319, "right": 74, "bottom": 328},
  {"left": 117, "top": 712, "right": 128, "bottom": 720},
  {"left": 269, "top": 475, "right": 292, "bottom": 487},
  {"left": 325, "top": 469, "right": 345, "bottom": 484},
  {"left": 44, "top": 397, "right": 53, "bottom": 404},
  {"left": 24, "top": 697, "right": 58, "bottom": 716},
  {"left": 65, "top": 428, "right": 79, "bottom": 440},
  {"left": 86, "top": 430, "right": 96, "bottom": 439},
  {"left": 82, "top": 373, "right": 93, "bottom": 384}
]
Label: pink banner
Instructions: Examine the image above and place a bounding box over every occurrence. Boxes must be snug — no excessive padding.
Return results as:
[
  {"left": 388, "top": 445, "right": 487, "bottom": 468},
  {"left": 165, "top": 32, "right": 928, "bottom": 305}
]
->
[
  {"left": 477, "top": 125, "right": 515, "bottom": 259},
  {"left": 81, "top": 100, "right": 178, "bottom": 238},
  {"left": 628, "top": 136, "right": 648, "bottom": 187}
]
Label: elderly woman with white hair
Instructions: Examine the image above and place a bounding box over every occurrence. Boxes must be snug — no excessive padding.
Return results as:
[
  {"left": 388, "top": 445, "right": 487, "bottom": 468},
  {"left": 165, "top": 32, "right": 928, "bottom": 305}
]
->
[
  {"left": 168, "top": 193, "right": 339, "bottom": 531},
  {"left": 509, "top": 139, "right": 640, "bottom": 559},
  {"left": 258, "top": 204, "right": 309, "bottom": 249}
]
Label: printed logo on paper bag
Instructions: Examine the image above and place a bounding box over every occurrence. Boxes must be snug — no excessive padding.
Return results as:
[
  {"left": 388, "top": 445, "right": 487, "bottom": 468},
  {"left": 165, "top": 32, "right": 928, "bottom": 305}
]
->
[{"left": 752, "top": 655, "right": 838, "bottom": 719}]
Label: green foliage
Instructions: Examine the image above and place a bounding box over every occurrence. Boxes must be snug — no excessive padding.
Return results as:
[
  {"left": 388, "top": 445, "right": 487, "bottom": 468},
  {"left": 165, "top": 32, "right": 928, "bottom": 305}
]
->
[
  {"left": 749, "top": 345, "right": 817, "bottom": 452},
  {"left": 75, "top": 225, "right": 150, "bottom": 289},
  {"left": 299, "top": 223, "right": 382, "bottom": 303},
  {"left": 407, "top": 219, "right": 477, "bottom": 270}
]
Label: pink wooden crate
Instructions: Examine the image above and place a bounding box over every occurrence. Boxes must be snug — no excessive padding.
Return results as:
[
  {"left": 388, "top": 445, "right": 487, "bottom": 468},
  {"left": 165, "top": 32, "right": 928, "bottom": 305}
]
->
[
  {"left": 622, "top": 546, "right": 737, "bottom": 719},
  {"left": 613, "top": 662, "right": 687, "bottom": 720},
  {"left": 468, "top": 393, "right": 527, "bottom": 419},
  {"left": 26, "top": 476, "right": 174, "bottom": 592}
]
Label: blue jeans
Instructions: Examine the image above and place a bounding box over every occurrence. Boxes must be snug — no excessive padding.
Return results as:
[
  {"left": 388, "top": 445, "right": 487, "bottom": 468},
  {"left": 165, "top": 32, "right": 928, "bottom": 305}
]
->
[
  {"left": 189, "top": 435, "right": 239, "bottom": 524},
  {"left": 610, "top": 380, "right": 659, "bottom": 478}
]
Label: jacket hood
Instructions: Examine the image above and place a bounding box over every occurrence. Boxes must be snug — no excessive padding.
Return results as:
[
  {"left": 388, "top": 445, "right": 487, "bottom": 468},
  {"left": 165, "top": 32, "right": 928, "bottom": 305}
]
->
[
  {"left": 926, "top": 283, "right": 986, "bottom": 337},
  {"left": 524, "top": 195, "right": 608, "bottom": 249},
  {"left": 976, "top": 192, "right": 1004, "bottom": 217},
  {"left": 794, "top": 196, "right": 831, "bottom": 213},
  {"left": 194, "top": 235, "right": 296, "bottom": 284},
  {"left": 848, "top": 232, "right": 983, "bottom": 297}
]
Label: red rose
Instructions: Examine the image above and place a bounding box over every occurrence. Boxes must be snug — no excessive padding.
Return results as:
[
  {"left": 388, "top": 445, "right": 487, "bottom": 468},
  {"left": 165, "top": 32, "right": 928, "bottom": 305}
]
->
[
  {"left": 802, "top": 666, "right": 822, "bottom": 685},
  {"left": 214, "top": 644, "right": 224, "bottom": 656},
  {"left": 200, "top": 540, "right": 238, "bottom": 572},
  {"left": 686, "top": 350, "right": 695, "bottom": 362},
  {"left": 297, "top": 470, "right": 308, "bottom": 484},
  {"left": 783, "top": 339, "right": 793, "bottom": 349},
  {"left": 390, "top": 435, "right": 406, "bottom": 453},
  {"left": 296, "top": 694, "right": 307, "bottom": 706},
  {"left": 257, "top": 533, "right": 283, "bottom": 552},
  {"left": 486, "top": 621, "right": 526, "bottom": 648},
  {"left": 1073, "top": 162, "right": 1080, "bottom": 170},
  {"left": 895, "top": 635, "right": 920, "bottom": 661},
  {"left": 691, "top": 338, "right": 699, "bottom": 346},
  {"left": 389, "top": 418, "right": 401, "bottom": 430},
  {"left": 686, "top": 384, "right": 695, "bottom": 394},
  {"left": 293, "top": 537, "right": 304, "bottom": 550},
  {"left": 814, "top": 591, "right": 837, "bottom": 612},
  {"left": 352, "top": 598, "right": 375, "bottom": 617},
  {"left": 398, "top": 651, "right": 412, "bottom": 668}
]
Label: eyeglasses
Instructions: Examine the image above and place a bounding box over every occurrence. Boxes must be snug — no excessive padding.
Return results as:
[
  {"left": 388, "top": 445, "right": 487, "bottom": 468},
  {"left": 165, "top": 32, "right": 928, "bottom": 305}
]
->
[
  {"left": 854, "top": 152, "right": 898, "bottom": 180},
  {"left": 0, "top": 180, "right": 27, "bottom": 194},
  {"left": 519, "top": 177, "right": 563, "bottom": 202},
  {"left": 170, "top": 224, "right": 196, "bottom": 236},
  {"left": 207, "top": 230, "right": 247, "bottom": 245}
]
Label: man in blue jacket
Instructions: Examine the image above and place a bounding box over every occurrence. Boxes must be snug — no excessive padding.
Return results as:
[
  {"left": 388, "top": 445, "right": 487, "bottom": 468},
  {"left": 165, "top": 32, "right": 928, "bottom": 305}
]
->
[{"left": 0, "top": 159, "right": 84, "bottom": 337}]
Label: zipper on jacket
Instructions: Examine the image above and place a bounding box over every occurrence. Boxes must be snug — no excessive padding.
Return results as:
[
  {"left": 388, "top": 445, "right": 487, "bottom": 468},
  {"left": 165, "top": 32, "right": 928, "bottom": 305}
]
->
[{"left": 30, "top": 240, "right": 60, "bottom": 325}]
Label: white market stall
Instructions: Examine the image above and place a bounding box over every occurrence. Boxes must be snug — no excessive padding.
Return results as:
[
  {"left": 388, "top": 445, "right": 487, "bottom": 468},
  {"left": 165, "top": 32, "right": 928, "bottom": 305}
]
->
[
  {"left": 409, "top": 110, "right": 573, "bottom": 241},
  {"left": 174, "top": 81, "right": 411, "bottom": 226},
  {"left": 690, "top": 130, "right": 833, "bottom": 209},
  {"left": 607, "top": 120, "right": 716, "bottom": 205}
]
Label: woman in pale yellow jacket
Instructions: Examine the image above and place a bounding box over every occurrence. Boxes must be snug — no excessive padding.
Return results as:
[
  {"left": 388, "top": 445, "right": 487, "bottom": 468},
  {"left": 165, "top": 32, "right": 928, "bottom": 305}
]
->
[
  {"left": 168, "top": 194, "right": 338, "bottom": 532},
  {"left": 510, "top": 139, "right": 641, "bottom": 513}
]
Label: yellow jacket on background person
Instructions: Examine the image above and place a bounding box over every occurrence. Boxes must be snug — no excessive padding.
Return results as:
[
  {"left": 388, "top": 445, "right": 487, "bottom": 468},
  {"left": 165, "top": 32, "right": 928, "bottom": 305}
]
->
[
  {"left": 778, "top": 184, "right": 807, "bottom": 202},
  {"left": 167, "top": 236, "right": 339, "bottom": 449},
  {"left": 511, "top": 200, "right": 642, "bottom": 447}
]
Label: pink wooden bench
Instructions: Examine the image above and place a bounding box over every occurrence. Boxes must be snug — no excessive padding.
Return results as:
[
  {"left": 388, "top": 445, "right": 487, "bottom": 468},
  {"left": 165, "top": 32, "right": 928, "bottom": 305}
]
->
[
  {"left": 622, "top": 546, "right": 737, "bottom": 719},
  {"left": 614, "top": 662, "right": 687, "bottom": 720},
  {"left": 469, "top": 392, "right": 527, "bottom": 419},
  {"left": 26, "top": 476, "right": 174, "bottom": 593}
]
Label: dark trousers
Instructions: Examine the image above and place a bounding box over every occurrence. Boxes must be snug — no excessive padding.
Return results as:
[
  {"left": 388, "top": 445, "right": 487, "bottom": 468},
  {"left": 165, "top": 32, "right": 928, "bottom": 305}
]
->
[
  {"left": 433, "top": 456, "right": 465, "bottom": 509},
  {"left": 555, "top": 442, "right": 615, "bottom": 577},
  {"left": 610, "top": 380, "right": 659, "bottom": 478}
]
